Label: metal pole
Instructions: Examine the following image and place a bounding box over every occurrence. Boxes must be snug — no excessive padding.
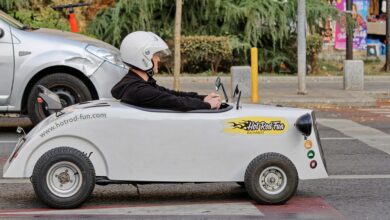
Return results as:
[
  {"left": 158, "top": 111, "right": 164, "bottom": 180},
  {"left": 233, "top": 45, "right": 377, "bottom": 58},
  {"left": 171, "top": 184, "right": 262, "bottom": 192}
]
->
[
  {"left": 173, "top": 0, "right": 182, "bottom": 90},
  {"left": 297, "top": 0, "right": 307, "bottom": 94},
  {"left": 251, "top": 48, "right": 259, "bottom": 103},
  {"left": 386, "top": 0, "right": 390, "bottom": 71},
  {"left": 346, "top": 0, "right": 353, "bottom": 60}
]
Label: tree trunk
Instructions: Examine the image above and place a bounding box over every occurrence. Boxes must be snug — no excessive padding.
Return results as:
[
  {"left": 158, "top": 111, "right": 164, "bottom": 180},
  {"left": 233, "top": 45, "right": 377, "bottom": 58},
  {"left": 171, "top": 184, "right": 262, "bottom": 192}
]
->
[
  {"left": 173, "top": 0, "right": 182, "bottom": 91},
  {"left": 297, "top": 0, "right": 307, "bottom": 94}
]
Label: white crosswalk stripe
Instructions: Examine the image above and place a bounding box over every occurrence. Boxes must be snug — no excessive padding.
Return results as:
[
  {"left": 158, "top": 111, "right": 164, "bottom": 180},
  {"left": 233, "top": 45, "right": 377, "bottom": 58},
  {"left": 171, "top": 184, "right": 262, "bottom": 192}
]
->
[
  {"left": 358, "top": 106, "right": 390, "bottom": 117},
  {"left": 0, "top": 203, "right": 264, "bottom": 216},
  {"left": 318, "top": 119, "right": 390, "bottom": 155}
]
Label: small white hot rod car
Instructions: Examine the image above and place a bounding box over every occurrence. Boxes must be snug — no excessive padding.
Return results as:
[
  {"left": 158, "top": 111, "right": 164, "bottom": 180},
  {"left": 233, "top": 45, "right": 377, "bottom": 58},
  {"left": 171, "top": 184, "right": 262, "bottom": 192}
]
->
[{"left": 3, "top": 78, "right": 328, "bottom": 208}]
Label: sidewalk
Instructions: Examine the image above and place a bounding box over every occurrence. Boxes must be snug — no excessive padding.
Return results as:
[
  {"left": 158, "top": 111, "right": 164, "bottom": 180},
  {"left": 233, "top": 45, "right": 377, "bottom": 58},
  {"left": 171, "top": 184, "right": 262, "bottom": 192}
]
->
[{"left": 156, "top": 76, "right": 390, "bottom": 107}]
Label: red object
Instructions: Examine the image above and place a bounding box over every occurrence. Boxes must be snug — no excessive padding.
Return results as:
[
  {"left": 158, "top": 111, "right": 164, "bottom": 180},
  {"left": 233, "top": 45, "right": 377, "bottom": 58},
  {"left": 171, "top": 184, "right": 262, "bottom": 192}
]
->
[
  {"left": 37, "top": 97, "right": 43, "bottom": 103},
  {"left": 69, "top": 13, "right": 79, "bottom": 33}
]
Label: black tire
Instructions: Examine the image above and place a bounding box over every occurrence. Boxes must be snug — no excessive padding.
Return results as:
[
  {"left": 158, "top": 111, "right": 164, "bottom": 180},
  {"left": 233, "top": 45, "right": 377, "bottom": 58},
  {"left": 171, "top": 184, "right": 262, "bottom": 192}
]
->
[
  {"left": 244, "top": 153, "right": 298, "bottom": 205},
  {"left": 27, "top": 73, "right": 92, "bottom": 125},
  {"left": 31, "top": 147, "right": 95, "bottom": 209}
]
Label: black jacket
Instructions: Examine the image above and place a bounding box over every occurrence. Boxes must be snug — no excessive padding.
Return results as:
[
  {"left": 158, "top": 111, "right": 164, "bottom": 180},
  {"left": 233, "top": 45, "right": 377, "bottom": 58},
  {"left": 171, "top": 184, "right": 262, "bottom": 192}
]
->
[{"left": 111, "top": 70, "right": 211, "bottom": 111}]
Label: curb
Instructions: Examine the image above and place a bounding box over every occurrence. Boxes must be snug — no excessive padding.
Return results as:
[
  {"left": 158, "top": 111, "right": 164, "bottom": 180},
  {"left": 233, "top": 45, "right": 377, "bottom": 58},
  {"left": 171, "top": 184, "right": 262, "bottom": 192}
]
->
[
  {"left": 155, "top": 75, "right": 390, "bottom": 83},
  {"left": 240, "top": 98, "right": 377, "bottom": 108}
]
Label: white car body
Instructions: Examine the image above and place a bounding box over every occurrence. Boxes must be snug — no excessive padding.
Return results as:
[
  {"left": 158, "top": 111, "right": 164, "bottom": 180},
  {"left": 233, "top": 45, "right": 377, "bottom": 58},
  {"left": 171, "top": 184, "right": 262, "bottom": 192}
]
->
[{"left": 4, "top": 101, "right": 327, "bottom": 182}]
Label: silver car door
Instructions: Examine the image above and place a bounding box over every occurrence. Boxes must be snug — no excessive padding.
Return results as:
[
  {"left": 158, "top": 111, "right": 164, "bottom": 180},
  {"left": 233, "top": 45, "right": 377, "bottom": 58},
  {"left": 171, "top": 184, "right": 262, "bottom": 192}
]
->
[{"left": 0, "top": 20, "right": 14, "bottom": 106}]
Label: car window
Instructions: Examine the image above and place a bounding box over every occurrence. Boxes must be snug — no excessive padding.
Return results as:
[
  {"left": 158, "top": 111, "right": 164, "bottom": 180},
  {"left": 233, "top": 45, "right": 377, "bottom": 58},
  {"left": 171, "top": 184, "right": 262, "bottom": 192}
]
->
[{"left": 0, "top": 10, "right": 24, "bottom": 29}]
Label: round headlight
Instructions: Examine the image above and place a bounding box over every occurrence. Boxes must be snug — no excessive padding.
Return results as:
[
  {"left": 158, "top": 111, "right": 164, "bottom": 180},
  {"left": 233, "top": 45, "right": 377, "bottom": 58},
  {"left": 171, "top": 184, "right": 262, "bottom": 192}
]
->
[{"left": 295, "top": 113, "right": 312, "bottom": 136}]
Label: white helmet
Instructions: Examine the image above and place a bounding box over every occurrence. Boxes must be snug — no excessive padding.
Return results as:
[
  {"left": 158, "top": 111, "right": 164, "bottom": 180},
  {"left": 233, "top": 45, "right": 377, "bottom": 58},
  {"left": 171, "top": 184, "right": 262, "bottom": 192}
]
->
[{"left": 120, "top": 31, "right": 171, "bottom": 75}]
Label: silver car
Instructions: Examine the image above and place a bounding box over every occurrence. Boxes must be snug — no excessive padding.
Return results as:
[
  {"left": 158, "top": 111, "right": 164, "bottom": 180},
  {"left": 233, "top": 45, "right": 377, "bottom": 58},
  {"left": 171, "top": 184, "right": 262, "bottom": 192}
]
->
[{"left": 0, "top": 10, "right": 127, "bottom": 124}]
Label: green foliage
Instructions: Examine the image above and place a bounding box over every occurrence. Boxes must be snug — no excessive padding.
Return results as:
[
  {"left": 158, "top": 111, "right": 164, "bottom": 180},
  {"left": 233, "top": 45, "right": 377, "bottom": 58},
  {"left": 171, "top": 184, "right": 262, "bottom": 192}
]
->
[
  {"left": 306, "top": 34, "right": 323, "bottom": 73},
  {"left": 0, "top": 0, "right": 28, "bottom": 11},
  {"left": 307, "top": 34, "right": 323, "bottom": 58},
  {"left": 181, "top": 35, "right": 232, "bottom": 73},
  {"left": 10, "top": 8, "right": 70, "bottom": 31},
  {"left": 88, "top": 0, "right": 338, "bottom": 74},
  {"left": 87, "top": 0, "right": 169, "bottom": 47},
  {"left": 1, "top": 0, "right": 70, "bottom": 31},
  {"left": 2, "top": 0, "right": 340, "bottom": 74}
]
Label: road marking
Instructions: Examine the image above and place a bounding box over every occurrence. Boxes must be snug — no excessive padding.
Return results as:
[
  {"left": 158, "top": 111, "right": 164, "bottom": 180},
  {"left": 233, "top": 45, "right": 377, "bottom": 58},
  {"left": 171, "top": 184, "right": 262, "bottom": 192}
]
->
[
  {"left": 256, "top": 196, "right": 344, "bottom": 219},
  {"left": 0, "top": 202, "right": 263, "bottom": 216},
  {"left": 0, "top": 141, "right": 17, "bottom": 144},
  {"left": 359, "top": 108, "right": 390, "bottom": 112},
  {"left": 320, "top": 137, "right": 355, "bottom": 140},
  {"left": 0, "top": 179, "right": 30, "bottom": 184},
  {"left": 328, "top": 174, "right": 390, "bottom": 179},
  {"left": 318, "top": 118, "right": 390, "bottom": 155},
  {"left": 366, "top": 112, "right": 390, "bottom": 114}
]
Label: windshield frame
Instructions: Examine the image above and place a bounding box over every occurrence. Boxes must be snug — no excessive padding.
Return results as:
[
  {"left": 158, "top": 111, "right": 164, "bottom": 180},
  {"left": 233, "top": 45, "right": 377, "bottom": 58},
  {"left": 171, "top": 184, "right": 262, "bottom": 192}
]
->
[{"left": 0, "top": 10, "right": 24, "bottom": 29}]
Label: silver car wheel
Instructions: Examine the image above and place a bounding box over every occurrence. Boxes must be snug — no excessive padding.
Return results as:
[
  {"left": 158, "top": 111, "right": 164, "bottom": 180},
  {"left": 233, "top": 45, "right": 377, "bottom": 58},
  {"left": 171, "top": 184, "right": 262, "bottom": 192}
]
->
[
  {"left": 259, "top": 166, "right": 287, "bottom": 195},
  {"left": 52, "top": 87, "right": 77, "bottom": 107},
  {"left": 46, "top": 161, "right": 83, "bottom": 198}
]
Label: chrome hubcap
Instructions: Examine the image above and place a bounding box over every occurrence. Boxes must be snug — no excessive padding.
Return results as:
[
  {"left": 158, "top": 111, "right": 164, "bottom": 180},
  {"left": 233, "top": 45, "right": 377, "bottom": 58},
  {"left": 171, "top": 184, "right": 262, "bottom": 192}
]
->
[
  {"left": 46, "top": 161, "right": 82, "bottom": 198},
  {"left": 259, "top": 166, "right": 287, "bottom": 195}
]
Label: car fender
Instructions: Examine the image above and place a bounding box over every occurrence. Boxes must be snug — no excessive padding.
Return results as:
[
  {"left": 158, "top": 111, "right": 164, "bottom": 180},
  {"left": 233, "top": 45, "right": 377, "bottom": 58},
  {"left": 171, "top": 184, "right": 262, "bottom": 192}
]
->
[
  {"left": 89, "top": 61, "right": 128, "bottom": 99},
  {"left": 7, "top": 27, "right": 105, "bottom": 111},
  {"left": 242, "top": 113, "right": 327, "bottom": 180},
  {"left": 8, "top": 49, "right": 103, "bottom": 111},
  {"left": 3, "top": 135, "right": 108, "bottom": 178}
]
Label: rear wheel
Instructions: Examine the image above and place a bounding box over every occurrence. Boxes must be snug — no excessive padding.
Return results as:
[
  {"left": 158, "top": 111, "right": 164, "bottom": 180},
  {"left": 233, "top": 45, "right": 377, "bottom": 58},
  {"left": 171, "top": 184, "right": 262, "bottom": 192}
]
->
[
  {"left": 27, "top": 73, "right": 92, "bottom": 125},
  {"left": 244, "top": 153, "right": 298, "bottom": 205},
  {"left": 31, "top": 147, "right": 95, "bottom": 209}
]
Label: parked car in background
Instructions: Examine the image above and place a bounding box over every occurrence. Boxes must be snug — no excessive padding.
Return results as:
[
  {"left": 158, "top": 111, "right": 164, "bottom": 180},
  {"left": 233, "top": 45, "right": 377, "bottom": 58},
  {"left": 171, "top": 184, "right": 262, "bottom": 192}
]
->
[{"left": 0, "top": 10, "right": 127, "bottom": 124}]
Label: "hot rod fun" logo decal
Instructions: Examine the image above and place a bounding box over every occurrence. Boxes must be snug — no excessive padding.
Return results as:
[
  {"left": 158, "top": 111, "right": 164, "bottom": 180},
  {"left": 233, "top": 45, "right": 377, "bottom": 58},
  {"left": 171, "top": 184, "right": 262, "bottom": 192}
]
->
[{"left": 224, "top": 117, "right": 288, "bottom": 135}]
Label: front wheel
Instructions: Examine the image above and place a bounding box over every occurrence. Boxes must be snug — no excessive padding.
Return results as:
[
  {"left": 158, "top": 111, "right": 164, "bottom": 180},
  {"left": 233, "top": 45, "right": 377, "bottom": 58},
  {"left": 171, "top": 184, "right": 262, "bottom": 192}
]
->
[
  {"left": 27, "top": 73, "right": 92, "bottom": 125},
  {"left": 244, "top": 153, "right": 298, "bottom": 205},
  {"left": 31, "top": 147, "right": 95, "bottom": 209}
]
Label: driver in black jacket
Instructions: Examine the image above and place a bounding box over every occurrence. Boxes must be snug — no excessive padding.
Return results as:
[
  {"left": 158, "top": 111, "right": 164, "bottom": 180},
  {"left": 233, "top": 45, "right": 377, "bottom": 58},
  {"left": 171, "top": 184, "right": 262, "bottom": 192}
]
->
[{"left": 111, "top": 31, "right": 221, "bottom": 111}]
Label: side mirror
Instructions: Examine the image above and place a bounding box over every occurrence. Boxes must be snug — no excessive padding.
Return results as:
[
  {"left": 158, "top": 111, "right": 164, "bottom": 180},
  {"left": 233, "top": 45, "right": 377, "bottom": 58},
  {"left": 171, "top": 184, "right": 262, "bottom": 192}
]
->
[
  {"left": 0, "top": 28, "right": 4, "bottom": 38},
  {"left": 37, "top": 85, "right": 63, "bottom": 112},
  {"left": 215, "top": 77, "right": 221, "bottom": 91},
  {"left": 233, "top": 85, "right": 239, "bottom": 99},
  {"left": 214, "top": 77, "right": 228, "bottom": 103},
  {"left": 233, "top": 84, "right": 242, "bottom": 110}
]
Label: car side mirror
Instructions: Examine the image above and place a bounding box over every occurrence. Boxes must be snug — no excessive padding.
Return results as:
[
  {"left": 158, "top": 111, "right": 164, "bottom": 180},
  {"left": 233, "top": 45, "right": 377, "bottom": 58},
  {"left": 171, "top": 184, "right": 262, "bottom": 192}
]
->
[
  {"left": 214, "top": 77, "right": 228, "bottom": 103},
  {"left": 215, "top": 77, "right": 221, "bottom": 91},
  {"left": 37, "top": 85, "right": 63, "bottom": 112},
  {"left": 0, "top": 28, "right": 4, "bottom": 38},
  {"left": 233, "top": 84, "right": 242, "bottom": 110},
  {"left": 233, "top": 85, "right": 239, "bottom": 99}
]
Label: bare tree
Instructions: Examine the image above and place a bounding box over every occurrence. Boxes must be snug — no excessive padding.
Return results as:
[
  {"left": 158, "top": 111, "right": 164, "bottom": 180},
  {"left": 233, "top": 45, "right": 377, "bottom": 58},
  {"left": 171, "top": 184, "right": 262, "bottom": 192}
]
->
[
  {"left": 297, "top": 0, "right": 307, "bottom": 94},
  {"left": 173, "top": 0, "right": 182, "bottom": 91}
]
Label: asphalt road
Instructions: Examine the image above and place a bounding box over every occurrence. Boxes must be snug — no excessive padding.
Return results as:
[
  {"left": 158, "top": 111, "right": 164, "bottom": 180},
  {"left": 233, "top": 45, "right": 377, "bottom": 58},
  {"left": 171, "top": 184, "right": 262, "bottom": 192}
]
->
[{"left": 0, "top": 107, "right": 390, "bottom": 219}]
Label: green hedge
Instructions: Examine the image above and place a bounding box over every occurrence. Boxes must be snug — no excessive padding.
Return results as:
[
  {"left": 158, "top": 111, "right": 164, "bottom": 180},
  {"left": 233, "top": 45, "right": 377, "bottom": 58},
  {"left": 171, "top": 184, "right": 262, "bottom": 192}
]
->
[
  {"left": 180, "top": 35, "right": 232, "bottom": 73},
  {"left": 306, "top": 34, "right": 323, "bottom": 74}
]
